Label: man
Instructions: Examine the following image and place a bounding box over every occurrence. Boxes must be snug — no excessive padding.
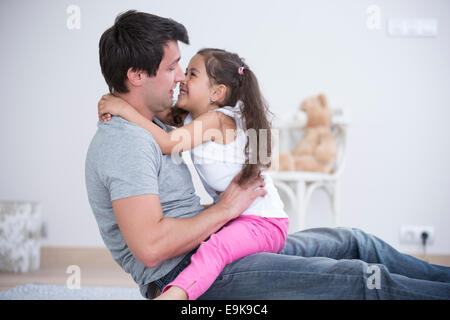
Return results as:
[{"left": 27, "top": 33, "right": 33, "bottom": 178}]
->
[{"left": 85, "top": 10, "right": 450, "bottom": 299}]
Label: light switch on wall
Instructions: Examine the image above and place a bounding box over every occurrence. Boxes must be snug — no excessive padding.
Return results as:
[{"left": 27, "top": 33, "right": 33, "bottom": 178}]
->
[{"left": 387, "top": 18, "right": 438, "bottom": 37}]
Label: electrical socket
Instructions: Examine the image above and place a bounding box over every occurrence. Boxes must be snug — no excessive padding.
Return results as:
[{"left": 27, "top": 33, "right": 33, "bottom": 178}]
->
[{"left": 399, "top": 225, "right": 434, "bottom": 245}]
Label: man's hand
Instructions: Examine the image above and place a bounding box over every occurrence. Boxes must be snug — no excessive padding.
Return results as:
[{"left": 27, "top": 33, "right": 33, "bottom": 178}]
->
[{"left": 216, "top": 173, "right": 267, "bottom": 220}]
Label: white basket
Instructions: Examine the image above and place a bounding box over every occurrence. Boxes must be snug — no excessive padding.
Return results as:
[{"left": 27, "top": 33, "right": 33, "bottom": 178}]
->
[{"left": 0, "top": 201, "right": 42, "bottom": 272}]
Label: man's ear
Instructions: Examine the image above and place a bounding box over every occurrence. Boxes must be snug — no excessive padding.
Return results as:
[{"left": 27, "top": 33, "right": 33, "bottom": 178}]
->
[
  {"left": 211, "top": 84, "right": 227, "bottom": 103},
  {"left": 126, "top": 68, "right": 145, "bottom": 87}
]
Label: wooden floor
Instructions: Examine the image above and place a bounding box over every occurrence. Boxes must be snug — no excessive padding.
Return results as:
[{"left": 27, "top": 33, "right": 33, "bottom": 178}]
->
[
  {"left": 1, "top": 247, "right": 449, "bottom": 293},
  {"left": 0, "top": 247, "right": 138, "bottom": 292}
]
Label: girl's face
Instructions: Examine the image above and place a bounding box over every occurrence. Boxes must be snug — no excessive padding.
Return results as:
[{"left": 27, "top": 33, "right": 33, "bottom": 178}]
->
[{"left": 176, "top": 54, "right": 214, "bottom": 113}]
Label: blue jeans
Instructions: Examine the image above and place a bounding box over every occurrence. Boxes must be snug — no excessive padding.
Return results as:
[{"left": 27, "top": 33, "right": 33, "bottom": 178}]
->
[{"left": 154, "top": 227, "right": 450, "bottom": 299}]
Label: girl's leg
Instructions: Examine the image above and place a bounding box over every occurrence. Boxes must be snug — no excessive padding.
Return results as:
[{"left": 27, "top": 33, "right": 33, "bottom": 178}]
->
[{"left": 160, "top": 215, "right": 289, "bottom": 300}]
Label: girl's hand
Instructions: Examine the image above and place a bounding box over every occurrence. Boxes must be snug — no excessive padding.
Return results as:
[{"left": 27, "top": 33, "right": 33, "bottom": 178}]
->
[{"left": 98, "top": 94, "right": 132, "bottom": 122}]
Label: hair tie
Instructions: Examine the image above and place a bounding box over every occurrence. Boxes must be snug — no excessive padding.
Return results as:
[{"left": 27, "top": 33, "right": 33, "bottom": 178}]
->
[{"left": 238, "top": 66, "right": 245, "bottom": 75}]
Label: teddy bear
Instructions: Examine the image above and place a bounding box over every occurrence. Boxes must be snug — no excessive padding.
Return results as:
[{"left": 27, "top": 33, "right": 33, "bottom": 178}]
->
[{"left": 277, "top": 93, "right": 338, "bottom": 173}]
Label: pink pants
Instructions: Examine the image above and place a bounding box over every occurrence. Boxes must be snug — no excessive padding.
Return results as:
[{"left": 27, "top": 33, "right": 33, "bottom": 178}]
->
[{"left": 161, "top": 215, "right": 289, "bottom": 300}]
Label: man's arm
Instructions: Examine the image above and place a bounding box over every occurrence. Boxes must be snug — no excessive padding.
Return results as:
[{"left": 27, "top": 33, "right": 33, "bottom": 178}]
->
[{"left": 112, "top": 175, "right": 266, "bottom": 268}]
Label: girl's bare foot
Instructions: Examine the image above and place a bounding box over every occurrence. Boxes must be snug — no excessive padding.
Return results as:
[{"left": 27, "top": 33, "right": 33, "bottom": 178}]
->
[{"left": 153, "top": 286, "right": 188, "bottom": 300}]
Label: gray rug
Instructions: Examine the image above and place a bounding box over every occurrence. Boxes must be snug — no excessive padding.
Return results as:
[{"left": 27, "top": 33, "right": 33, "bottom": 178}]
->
[{"left": 0, "top": 283, "right": 146, "bottom": 300}]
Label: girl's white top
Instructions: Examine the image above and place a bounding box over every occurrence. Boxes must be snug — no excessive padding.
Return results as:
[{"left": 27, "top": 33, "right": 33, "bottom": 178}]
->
[{"left": 183, "top": 101, "right": 288, "bottom": 219}]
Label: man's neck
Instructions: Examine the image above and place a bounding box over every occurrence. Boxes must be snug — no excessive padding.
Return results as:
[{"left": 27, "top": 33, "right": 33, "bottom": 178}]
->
[{"left": 115, "top": 92, "right": 155, "bottom": 121}]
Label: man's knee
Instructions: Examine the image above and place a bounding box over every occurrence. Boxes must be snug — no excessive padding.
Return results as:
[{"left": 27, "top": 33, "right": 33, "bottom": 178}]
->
[{"left": 335, "top": 226, "right": 369, "bottom": 241}]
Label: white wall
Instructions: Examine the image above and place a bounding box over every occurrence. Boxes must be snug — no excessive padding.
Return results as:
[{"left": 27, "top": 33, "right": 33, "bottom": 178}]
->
[{"left": 1, "top": 0, "right": 449, "bottom": 254}]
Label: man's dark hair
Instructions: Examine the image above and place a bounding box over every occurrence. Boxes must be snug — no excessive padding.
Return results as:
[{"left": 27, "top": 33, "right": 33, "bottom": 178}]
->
[{"left": 99, "top": 10, "right": 189, "bottom": 93}]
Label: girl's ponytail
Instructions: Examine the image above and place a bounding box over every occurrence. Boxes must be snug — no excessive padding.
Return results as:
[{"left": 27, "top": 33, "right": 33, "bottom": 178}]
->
[{"left": 236, "top": 65, "right": 272, "bottom": 185}]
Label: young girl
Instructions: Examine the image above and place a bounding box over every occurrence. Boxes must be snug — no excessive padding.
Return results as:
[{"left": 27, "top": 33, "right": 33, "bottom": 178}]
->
[{"left": 98, "top": 48, "right": 289, "bottom": 300}]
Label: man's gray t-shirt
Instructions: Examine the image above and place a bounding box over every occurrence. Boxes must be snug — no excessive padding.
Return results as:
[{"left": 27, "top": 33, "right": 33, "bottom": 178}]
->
[{"left": 85, "top": 116, "right": 204, "bottom": 298}]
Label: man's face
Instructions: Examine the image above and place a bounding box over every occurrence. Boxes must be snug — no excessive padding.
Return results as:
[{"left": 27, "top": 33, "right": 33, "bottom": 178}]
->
[{"left": 142, "top": 40, "right": 185, "bottom": 113}]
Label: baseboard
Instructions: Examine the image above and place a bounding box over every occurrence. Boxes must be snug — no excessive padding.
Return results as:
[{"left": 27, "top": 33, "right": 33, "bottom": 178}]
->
[
  {"left": 409, "top": 253, "right": 450, "bottom": 267},
  {"left": 40, "top": 246, "right": 116, "bottom": 267}
]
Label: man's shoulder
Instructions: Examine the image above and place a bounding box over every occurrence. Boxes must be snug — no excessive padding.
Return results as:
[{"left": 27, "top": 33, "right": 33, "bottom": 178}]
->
[
  {"left": 95, "top": 117, "right": 160, "bottom": 149},
  {"left": 106, "top": 116, "right": 157, "bottom": 138},
  {"left": 85, "top": 116, "right": 163, "bottom": 203},
  {"left": 86, "top": 117, "right": 162, "bottom": 170}
]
